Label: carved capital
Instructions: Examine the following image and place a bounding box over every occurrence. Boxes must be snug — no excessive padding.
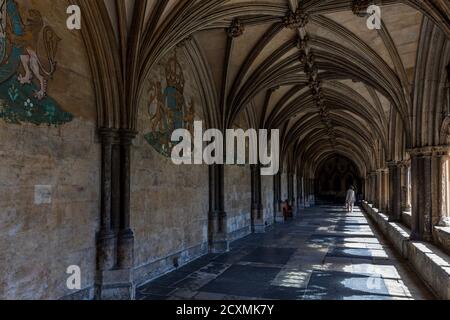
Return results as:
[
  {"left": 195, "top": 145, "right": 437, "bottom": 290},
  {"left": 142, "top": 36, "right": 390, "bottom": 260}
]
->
[
  {"left": 99, "top": 127, "right": 118, "bottom": 144},
  {"left": 408, "top": 145, "right": 450, "bottom": 157},
  {"left": 387, "top": 161, "right": 401, "bottom": 168},
  {"left": 119, "top": 129, "right": 138, "bottom": 146}
]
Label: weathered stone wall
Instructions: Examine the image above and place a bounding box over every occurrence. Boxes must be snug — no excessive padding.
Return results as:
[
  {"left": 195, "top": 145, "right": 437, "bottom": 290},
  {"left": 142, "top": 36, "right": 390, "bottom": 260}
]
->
[
  {"left": 131, "top": 48, "right": 209, "bottom": 285},
  {"left": 225, "top": 165, "right": 251, "bottom": 241},
  {"left": 130, "top": 143, "right": 209, "bottom": 284},
  {"left": 262, "top": 175, "right": 274, "bottom": 226},
  {"left": 0, "top": 0, "right": 98, "bottom": 300}
]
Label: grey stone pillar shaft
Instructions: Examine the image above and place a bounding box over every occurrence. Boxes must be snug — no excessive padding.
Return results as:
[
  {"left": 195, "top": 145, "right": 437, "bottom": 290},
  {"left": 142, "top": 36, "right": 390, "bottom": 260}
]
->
[
  {"left": 369, "top": 172, "right": 377, "bottom": 205},
  {"left": 296, "top": 176, "right": 302, "bottom": 214},
  {"left": 388, "top": 162, "right": 402, "bottom": 221},
  {"left": 304, "top": 178, "right": 309, "bottom": 207},
  {"left": 98, "top": 129, "right": 117, "bottom": 271},
  {"left": 251, "top": 164, "right": 265, "bottom": 233},
  {"left": 117, "top": 130, "right": 136, "bottom": 269},
  {"left": 381, "top": 169, "right": 389, "bottom": 212},
  {"left": 96, "top": 129, "right": 136, "bottom": 300},
  {"left": 431, "top": 150, "right": 449, "bottom": 229},
  {"left": 410, "top": 151, "right": 433, "bottom": 241},
  {"left": 288, "top": 172, "right": 294, "bottom": 206},
  {"left": 410, "top": 147, "right": 450, "bottom": 241},
  {"left": 209, "top": 164, "right": 229, "bottom": 252},
  {"left": 400, "top": 162, "right": 410, "bottom": 212},
  {"left": 274, "top": 171, "right": 284, "bottom": 222},
  {"left": 375, "top": 171, "right": 381, "bottom": 209}
]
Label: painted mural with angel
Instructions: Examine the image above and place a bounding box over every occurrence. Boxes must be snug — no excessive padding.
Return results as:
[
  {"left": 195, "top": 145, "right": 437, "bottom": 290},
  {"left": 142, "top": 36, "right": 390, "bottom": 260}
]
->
[
  {"left": 145, "top": 50, "right": 196, "bottom": 157},
  {"left": 0, "top": 0, "right": 72, "bottom": 125}
]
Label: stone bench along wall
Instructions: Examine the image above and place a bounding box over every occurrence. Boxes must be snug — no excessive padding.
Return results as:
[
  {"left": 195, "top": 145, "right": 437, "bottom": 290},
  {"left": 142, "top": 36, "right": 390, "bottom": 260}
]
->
[{"left": 362, "top": 201, "right": 450, "bottom": 299}]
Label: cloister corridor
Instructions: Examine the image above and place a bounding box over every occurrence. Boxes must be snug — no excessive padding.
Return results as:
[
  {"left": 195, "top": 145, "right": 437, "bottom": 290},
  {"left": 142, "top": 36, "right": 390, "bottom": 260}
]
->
[{"left": 1, "top": 0, "right": 450, "bottom": 303}]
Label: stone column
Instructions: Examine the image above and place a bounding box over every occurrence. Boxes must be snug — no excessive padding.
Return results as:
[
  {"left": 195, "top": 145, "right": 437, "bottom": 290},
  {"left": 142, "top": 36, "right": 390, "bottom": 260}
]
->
[
  {"left": 288, "top": 172, "right": 295, "bottom": 207},
  {"left": 298, "top": 176, "right": 305, "bottom": 209},
  {"left": 304, "top": 178, "right": 310, "bottom": 207},
  {"left": 388, "top": 162, "right": 402, "bottom": 222},
  {"left": 380, "top": 168, "right": 389, "bottom": 213},
  {"left": 96, "top": 128, "right": 136, "bottom": 300},
  {"left": 274, "top": 171, "right": 284, "bottom": 223},
  {"left": 296, "top": 175, "right": 302, "bottom": 215},
  {"left": 400, "top": 161, "right": 411, "bottom": 212},
  {"left": 209, "top": 164, "right": 229, "bottom": 252},
  {"left": 433, "top": 149, "right": 450, "bottom": 228},
  {"left": 97, "top": 129, "right": 117, "bottom": 272},
  {"left": 251, "top": 164, "right": 265, "bottom": 233},
  {"left": 365, "top": 174, "right": 370, "bottom": 203},
  {"left": 370, "top": 171, "right": 377, "bottom": 205},
  {"left": 409, "top": 146, "right": 450, "bottom": 241},
  {"left": 367, "top": 174, "right": 371, "bottom": 203},
  {"left": 117, "top": 130, "right": 136, "bottom": 269},
  {"left": 410, "top": 148, "right": 433, "bottom": 241}
]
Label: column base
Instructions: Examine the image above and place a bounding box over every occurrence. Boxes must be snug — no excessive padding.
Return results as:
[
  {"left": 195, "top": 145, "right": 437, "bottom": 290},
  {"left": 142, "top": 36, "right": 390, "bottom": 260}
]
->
[
  {"left": 252, "top": 223, "right": 266, "bottom": 233},
  {"left": 117, "top": 229, "right": 134, "bottom": 269},
  {"left": 97, "top": 231, "right": 117, "bottom": 271},
  {"left": 251, "top": 208, "right": 265, "bottom": 233},
  {"left": 275, "top": 213, "right": 285, "bottom": 223},
  {"left": 209, "top": 240, "right": 230, "bottom": 253},
  {"left": 95, "top": 269, "right": 134, "bottom": 300}
]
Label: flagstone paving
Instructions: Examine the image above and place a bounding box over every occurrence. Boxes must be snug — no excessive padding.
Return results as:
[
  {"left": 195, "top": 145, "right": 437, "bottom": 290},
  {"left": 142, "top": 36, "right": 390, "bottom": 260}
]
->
[{"left": 136, "top": 205, "right": 434, "bottom": 300}]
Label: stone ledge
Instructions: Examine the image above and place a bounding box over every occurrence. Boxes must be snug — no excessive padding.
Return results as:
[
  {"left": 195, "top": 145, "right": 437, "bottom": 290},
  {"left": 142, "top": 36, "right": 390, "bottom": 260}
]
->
[
  {"left": 402, "top": 211, "right": 412, "bottom": 229},
  {"left": 362, "top": 201, "right": 450, "bottom": 299}
]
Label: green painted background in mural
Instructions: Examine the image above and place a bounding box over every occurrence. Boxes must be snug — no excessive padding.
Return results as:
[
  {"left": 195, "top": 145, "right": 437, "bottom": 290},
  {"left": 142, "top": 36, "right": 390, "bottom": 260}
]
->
[{"left": 0, "top": 0, "right": 73, "bottom": 126}]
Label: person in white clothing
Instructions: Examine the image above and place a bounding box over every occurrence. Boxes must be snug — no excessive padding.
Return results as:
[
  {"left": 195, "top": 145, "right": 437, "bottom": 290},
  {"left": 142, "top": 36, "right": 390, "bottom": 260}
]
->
[{"left": 345, "top": 186, "right": 356, "bottom": 213}]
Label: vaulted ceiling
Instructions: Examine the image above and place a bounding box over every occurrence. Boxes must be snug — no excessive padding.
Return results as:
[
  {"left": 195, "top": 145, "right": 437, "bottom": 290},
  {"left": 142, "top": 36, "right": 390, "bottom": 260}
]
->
[{"left": 80, "top": 0, "right": 450, "bottom": 177}]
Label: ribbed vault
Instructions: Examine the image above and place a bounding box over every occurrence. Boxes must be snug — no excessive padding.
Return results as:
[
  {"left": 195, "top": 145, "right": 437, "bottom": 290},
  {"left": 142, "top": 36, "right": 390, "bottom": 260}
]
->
[{"left": 76, "top": 0, "right": 450, "bottom": 185}]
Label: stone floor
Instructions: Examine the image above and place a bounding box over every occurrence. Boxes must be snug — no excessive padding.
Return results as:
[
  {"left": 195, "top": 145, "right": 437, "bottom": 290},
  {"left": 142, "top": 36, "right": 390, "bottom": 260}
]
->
[{"left": 136, "top": 205, "right": 434, "bottom": 300}]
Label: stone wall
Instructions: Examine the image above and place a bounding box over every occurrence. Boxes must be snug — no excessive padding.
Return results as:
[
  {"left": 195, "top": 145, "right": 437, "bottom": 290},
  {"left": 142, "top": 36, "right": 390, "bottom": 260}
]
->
[
  {"left": 130, "top": 142, "right": 209, "bottom": 285},
  {"left": 131, "top": 48, "right": 209, "bottom": 285},
  {"left": 0, "top": 0, "right": 98, "bottom": 300},
  {"left": 225, "top": 165, "right": 251, "bottom": 241}
]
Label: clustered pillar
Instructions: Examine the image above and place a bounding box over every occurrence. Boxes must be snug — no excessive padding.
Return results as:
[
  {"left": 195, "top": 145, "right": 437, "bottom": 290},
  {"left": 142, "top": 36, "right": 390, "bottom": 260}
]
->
[
  {"left": 273, "top": 171, "right": 284, "bottom": 223},
  {"left": 365, "top": 146, "right": 450, "bottom": 244},
  {"left": 251, "top": 164, "right": 265, "bottom": 233},
  {"left": 400, "top": 161, "right": 412, "bottom": 212},
  {"left": 288, "top": 172, "right": 295, "bottom": 210},
  {"left": 388, "top": 161, "right": 402, "bottom": 222},
  {"left": 409, "top": 146, "right": 449, "bottom": 241},
  {"left": 208, "top": 164, "right": 229, "bottom": 253},
  {"left": 96, "top": 128, "right": 136, "bottom": 300}
]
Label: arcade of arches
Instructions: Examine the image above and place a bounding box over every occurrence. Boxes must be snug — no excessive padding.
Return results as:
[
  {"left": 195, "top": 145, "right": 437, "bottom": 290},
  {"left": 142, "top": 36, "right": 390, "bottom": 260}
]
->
[{"left": 1, "top": 0, "right": 450, "bottom": 300}]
